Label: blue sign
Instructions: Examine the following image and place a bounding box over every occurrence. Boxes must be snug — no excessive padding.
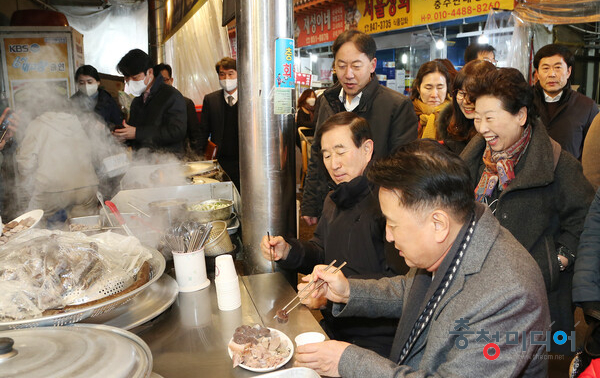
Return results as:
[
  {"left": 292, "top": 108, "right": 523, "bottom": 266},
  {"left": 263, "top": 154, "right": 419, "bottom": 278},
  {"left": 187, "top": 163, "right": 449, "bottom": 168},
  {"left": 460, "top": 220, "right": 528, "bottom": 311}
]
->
[{"left": 274, "top": 38, "right": 294, "bottom": 89}]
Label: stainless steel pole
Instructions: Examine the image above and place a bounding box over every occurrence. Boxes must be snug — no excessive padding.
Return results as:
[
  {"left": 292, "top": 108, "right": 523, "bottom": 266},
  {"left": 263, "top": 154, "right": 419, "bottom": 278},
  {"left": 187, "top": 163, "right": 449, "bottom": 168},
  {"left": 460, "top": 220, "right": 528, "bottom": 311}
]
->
[{"left": 237, "top": 0, "right": 296, "bottom": 274}]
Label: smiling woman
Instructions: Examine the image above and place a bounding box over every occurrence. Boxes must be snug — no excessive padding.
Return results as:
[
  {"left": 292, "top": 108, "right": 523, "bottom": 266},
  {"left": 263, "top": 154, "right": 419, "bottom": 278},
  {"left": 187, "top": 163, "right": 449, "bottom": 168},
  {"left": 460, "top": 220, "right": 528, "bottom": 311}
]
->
[{"left": 460, "top": 67, "right": 595, "bottom": 352}]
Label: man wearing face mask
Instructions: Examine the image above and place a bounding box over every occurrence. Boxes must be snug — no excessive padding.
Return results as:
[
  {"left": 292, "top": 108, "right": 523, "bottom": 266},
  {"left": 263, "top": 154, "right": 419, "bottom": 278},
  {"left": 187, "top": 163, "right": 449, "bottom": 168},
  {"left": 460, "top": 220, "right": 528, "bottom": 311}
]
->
[
  {"left": 197, "top": 57, "right": 240, "bottom": 190},
  {"left": 116, "top": 49, "right": 187, "bottom": 155},
  {"left": 71, "top": 65, "right": 123, "bottom": 129}
]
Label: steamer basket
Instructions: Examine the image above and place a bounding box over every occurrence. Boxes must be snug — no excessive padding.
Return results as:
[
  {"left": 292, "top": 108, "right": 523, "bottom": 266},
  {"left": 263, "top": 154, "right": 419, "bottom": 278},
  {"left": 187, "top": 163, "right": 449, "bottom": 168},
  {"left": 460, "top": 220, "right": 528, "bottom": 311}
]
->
[{"left": 203, "top": 221, "right": 234, "bottom": 257}]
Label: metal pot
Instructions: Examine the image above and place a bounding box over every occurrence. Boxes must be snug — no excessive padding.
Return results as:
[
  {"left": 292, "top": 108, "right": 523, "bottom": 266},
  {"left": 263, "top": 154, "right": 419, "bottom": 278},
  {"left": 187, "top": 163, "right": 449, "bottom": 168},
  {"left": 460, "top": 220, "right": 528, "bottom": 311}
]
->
[
  {"left": 148, "top": 199, "right": 187, "bottom": 227},
  {"left": 0, "top": 324, "right": 153, "bottom": 378},
  {"left": 187, "top": 199, "right": 233, "bottom": 223}
]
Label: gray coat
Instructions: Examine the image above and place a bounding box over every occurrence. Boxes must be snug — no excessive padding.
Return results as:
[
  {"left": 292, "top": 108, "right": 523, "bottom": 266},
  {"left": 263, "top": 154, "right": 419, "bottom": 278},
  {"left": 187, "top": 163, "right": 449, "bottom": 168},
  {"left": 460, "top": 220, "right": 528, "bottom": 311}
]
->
[
  {"left": 300, "top": 78, "right": 418, "bottom": 218},
  {"left": 335, "top": 205, "right": 550, "bottom": 377},
  {"left": 460, "top": 122, "right": 594, "bottom": 337}
]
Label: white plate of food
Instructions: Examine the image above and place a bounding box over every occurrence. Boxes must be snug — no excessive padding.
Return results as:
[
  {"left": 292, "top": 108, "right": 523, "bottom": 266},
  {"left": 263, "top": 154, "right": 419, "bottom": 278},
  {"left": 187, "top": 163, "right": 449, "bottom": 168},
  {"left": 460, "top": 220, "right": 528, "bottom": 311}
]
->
[
  {"left": 228, "top": 324, "right": 294, "bottom": 373},
  {"left": 1, "top": 209, "right": 43, "bottom": 244}
]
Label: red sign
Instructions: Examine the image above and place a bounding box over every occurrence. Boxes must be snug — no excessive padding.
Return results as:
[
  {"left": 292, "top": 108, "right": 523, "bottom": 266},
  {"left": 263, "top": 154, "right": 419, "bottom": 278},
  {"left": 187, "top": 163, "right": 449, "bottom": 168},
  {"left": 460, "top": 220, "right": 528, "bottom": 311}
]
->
[
  {"left": 296, "top": 4, "right": 347, "bottom": 48},
  {"left": 296, "top": 72, "right": 312, "bottom": 87}
]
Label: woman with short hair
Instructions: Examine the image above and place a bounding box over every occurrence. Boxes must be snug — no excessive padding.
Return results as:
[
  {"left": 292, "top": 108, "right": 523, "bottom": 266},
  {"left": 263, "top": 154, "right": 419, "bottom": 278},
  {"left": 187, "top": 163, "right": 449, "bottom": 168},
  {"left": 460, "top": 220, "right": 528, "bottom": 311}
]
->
[
  {"left": 460, "top": 67, "right": 594, "bottom": 353},
  {"left": 71, "top": 64, "right": 123, "bottom": 129}
]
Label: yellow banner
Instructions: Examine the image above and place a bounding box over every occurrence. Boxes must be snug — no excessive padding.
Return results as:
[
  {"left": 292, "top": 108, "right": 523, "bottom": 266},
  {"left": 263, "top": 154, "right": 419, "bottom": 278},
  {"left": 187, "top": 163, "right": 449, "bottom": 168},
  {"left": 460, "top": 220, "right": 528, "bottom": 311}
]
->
[
  {"left": 357, "top": 0, "right": 412, "bottom": 34},
  {"left": 356, "top": 0, "right": 514, "bottom": 35},
  {"left": 412, "top": 0, "right": 514, "bottom": 25}
]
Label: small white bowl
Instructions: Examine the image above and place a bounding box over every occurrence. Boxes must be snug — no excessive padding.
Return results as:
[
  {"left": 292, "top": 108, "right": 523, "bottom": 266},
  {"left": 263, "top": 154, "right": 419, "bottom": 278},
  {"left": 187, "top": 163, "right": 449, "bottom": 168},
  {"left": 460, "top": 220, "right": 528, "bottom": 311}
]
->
[{"left": 295, "top": 332, "right": 326, "bottom": 346}]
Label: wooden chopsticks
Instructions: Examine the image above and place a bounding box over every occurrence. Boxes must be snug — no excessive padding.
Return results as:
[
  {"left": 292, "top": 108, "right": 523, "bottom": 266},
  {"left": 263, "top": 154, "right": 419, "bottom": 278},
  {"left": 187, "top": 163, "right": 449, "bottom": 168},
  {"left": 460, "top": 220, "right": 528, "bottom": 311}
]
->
[
  {"left": 275, "top": 260, "right": 347, "bottom": 318},
  {"left": 267, "top": 231, "right": 275, "bottom": 273}
]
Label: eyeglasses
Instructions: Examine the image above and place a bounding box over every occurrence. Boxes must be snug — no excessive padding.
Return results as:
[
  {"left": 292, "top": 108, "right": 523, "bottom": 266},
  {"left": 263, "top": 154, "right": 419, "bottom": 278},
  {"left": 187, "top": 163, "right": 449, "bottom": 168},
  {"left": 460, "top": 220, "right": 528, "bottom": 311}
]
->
[{"left": 483, "top": 57, "right": 497, "bottom": 66}]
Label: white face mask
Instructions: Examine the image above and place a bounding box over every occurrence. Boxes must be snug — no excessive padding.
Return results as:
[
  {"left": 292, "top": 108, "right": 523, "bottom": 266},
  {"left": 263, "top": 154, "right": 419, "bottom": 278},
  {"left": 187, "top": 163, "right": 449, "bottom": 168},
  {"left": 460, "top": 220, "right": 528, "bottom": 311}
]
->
[
  {"left": 125, "top": 76, "right": 148, "bottom": 97},
  {"left": 219, "top": 79, "right": 237, "bottom": 92},
  {"left": 306, "top": 98, "right": 316, "bottom": 107},
  {"left": 79, "top": 83, "right": 98, "bottom": 97}
]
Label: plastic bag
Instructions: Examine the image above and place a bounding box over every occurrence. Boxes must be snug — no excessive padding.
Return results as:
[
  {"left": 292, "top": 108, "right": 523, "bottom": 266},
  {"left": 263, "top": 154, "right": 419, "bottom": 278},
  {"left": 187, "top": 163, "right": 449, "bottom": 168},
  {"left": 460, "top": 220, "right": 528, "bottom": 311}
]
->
[{"left": 0, "top": 230, "right": 151, "bottom": 320}]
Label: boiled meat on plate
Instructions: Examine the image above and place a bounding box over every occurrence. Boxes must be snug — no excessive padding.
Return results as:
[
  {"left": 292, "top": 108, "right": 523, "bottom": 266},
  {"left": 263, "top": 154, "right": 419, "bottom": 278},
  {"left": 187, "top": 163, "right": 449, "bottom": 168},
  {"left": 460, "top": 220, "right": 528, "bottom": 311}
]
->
[{"left": 229, "top": 324, "right": 291, "bottom": 369}]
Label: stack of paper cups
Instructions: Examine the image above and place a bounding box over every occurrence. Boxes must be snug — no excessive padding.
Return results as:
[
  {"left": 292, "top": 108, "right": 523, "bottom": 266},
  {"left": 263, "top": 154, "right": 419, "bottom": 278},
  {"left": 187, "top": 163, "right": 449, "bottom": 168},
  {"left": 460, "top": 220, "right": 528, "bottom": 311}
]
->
[
  {"left": 215, "top": 254, "right": 241, "bottom": 311},
  {"left": 172, "top": 248, "right": 210, "bottom": 292}
]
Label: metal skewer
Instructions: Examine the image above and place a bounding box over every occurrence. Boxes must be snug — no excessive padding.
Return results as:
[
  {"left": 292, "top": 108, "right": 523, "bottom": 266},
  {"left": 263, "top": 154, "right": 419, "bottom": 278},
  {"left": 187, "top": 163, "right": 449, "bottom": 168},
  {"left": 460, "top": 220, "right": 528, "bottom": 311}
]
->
[
  {"left": 273, "top": 260, "right": 338, "bottom": 319},
  {"left": 127, "top": 202, "right": 151, "bottom": 218},
  {"left": 282, "top": 261, "right": 347, "bottom": 317}
]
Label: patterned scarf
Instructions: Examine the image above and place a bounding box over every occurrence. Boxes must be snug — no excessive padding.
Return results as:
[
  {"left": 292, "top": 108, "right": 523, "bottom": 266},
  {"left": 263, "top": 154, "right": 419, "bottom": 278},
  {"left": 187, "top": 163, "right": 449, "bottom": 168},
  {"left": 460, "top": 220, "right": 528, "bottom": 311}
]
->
[{"left": 474, "top": 125, "right": 532, "bottom": 202}]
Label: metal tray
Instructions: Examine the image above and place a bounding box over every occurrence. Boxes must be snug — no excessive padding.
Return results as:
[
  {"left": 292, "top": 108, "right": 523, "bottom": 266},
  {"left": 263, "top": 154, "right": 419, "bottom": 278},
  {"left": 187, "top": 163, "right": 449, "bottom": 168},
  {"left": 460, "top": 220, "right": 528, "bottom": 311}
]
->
[
  {"left": 256, "top": 367, "right": 320, "bottom": 377},
  {"left": 83, "top": 274, "right": 178, "bottom": 330},
  {"left": 0, "top": 247, "right": 166, "bottom": 330}
]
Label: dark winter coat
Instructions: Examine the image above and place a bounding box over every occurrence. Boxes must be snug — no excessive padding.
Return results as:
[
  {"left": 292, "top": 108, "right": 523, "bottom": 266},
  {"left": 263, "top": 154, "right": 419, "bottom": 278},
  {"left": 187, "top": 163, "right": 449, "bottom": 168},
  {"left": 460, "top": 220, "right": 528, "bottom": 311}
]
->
[
  {"left": 435, "top": 102, "right": 473, "bottom": 155},
  {"left": 71, "top": 88, "right": 123, "bottom": 128},
  {"left": 461, "top": 121, "right": 594, "bottom": 342},
  {"left": 573, "top": 188, "right": 600, "bottom": 322},
  {"left": 533, "top": 82, "right": 598, "bottom": 159},
  {"left": 278, "top": 175, "right": 407, "bottom": 356},
  {"left": 300, "top": 77, "right": 418, "bottom": 218},
  {"left": 128, "top": 75, "right": 187, "bottom": 155}
]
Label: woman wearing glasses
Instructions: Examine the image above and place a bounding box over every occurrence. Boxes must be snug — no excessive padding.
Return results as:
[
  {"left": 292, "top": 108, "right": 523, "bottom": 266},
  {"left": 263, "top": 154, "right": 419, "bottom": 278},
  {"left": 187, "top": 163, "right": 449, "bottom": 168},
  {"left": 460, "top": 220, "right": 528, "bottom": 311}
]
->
[{"left": 436, "top": 60, "right": 496, "bottom": 154}]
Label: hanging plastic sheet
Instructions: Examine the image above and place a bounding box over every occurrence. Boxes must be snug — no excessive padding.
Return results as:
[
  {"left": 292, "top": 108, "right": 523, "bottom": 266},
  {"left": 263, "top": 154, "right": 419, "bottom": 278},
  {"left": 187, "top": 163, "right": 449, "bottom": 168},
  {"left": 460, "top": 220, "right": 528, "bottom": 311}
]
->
[
  {"left": 164, "top": 0, "right": 231, "bottom": 105},
  {"left": 483, "top": 9, "right": 552, "bottom": 82},
  {"left": 514, "top": 0, "right": 600, "bottom": 25},
  {"left": 56, "top": 3, "right": 148, "bottom": 76}
]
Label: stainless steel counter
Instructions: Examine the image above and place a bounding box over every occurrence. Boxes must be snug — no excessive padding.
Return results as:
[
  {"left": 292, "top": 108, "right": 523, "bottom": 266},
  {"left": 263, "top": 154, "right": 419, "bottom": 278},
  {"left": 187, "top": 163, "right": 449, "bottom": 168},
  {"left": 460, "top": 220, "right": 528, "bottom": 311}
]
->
[{"left": 134, "top": 273, "right": 325, "bottom": 377}]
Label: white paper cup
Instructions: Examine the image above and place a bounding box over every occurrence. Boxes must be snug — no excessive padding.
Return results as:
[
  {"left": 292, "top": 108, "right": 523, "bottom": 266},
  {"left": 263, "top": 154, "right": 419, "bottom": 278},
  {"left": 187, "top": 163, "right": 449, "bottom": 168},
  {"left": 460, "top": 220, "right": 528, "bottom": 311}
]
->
[
  {"left": 215, "top": 254, "right": 238, "bottom": 282},
  {"left": 295, "top": 332, "right": 326, "bottom": 346},
  {"left": 172, "top": 249, "right": 210, "bottom": 292},
  {"left": 215, "top": 276, "right": 241, "bottom": 311}
]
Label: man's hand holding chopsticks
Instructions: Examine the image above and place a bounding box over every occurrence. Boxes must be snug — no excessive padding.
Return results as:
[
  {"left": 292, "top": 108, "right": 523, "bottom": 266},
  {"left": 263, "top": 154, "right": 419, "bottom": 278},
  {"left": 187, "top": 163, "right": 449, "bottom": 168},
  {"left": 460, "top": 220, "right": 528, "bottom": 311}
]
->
[
  {"left": 260, "top": 235, "right": 291, "bottom": 261},
  {"left": 300, "top": 265, "right": 350, "bottom": 304}
]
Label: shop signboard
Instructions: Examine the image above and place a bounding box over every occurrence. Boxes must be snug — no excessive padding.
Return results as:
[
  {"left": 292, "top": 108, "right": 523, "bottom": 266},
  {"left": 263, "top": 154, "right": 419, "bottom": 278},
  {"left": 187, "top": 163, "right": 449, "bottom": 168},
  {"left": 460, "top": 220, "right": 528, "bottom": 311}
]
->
[
  {"left": 412, "top": 0, "right": 514, "bottom": 25},
  {"left": 357, "top": 0, "right": 412, "bottom": 34},
  {"left": 1, "top": 34, "right": 73, "bottom": 110},
  {"left": 295, "top": 4, "right": 351, "bottom": 48},
  {"left": 354, "top": 0, "right": 514, "bottom": 35}
]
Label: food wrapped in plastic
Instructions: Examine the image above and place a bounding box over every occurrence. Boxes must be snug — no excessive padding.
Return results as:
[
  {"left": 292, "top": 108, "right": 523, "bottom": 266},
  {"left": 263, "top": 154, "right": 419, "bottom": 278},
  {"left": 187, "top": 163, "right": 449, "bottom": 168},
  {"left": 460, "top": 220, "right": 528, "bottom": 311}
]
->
[{"left": 0, "top": 229, "right": 152, "bottom": 321}]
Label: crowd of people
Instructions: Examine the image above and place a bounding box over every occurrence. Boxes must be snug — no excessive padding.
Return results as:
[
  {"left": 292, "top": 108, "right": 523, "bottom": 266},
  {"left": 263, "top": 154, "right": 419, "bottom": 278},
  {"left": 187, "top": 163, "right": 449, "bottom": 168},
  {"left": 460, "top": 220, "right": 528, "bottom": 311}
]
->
[
  {"left": 269, "top": 31, "right": 600, "bottom": 377},
  {"left": 0, "top": 28, "right": 599, "bottom": 377}
]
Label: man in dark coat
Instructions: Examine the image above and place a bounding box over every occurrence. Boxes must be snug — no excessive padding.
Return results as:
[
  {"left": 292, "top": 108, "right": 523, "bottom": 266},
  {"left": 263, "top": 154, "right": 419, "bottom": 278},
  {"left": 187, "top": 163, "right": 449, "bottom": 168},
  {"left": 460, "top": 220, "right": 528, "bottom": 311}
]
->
[
  {"left": 532, "top": 43, "right": 598, "bottom": 159},
  {"left": 115, "top": 49, "right": 187, "bottom": 155},
  {"left": 294, "top": 141, "right": 549, "bottom": 377},
  {"left": 197, "top": 57, "right": 240, "bottom": 190},
  {"left": 301, "top": 30, "right": 417, "bottom": 225},
  {"left": 154, "top": 63, "right": 202, "bottom": 160},
  {"left": 262, "top": 113, "right": 406, "bottom": 357}
]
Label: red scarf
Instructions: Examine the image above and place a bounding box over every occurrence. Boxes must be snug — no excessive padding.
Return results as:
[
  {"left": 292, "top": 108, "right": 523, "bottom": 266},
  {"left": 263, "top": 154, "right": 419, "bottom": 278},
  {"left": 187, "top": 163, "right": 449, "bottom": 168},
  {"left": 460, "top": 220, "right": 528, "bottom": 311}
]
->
[{"left": 475, "top": 125, "right": 532, "bottom": 202}]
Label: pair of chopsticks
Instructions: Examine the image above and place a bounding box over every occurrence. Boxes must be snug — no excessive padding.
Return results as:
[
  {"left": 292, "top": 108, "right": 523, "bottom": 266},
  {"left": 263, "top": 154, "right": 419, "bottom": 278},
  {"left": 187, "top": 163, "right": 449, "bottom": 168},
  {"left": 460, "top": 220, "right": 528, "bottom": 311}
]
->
[{"left": 274, "top": 260, "right": 347, "bottom": 318}]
